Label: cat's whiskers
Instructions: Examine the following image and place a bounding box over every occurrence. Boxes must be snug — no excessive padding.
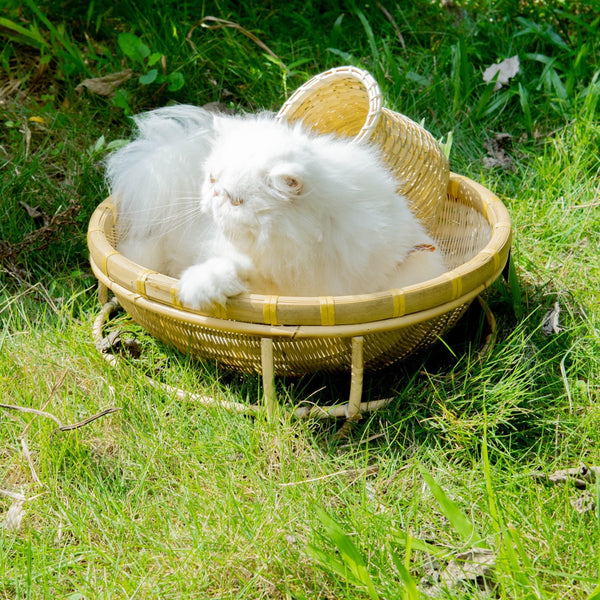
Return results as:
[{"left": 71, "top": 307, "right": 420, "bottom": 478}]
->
[
  {"left": 117, "top": 196, "right": 201, "bottom": 214},
  {"left": 119, "top": 200, "right": 204, "bottom": 235}
]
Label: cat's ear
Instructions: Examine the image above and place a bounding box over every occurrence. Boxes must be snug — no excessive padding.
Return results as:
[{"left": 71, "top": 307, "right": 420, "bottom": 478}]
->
[{"left": 269, "top": 164, "right": 304, "bottom": 196}]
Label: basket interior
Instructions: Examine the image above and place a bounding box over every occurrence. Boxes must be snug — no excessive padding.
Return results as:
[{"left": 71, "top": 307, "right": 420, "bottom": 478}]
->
[{"left": 279, "top": 75, "right": 375, "bottom": 139}]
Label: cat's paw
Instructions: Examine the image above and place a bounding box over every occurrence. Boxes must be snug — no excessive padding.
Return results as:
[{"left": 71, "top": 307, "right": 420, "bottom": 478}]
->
[{"left": 177, "top": 260, "right": 246, "bottom": 309}]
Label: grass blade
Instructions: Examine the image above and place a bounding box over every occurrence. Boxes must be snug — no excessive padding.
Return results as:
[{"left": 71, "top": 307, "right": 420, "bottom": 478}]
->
[
  {"left": 589, "top": 584, "right": 600, "bottom": 600},
  {"left": 507, "top": 256, "right": 523, "bottom": 319},
  {"left": 387, "top": 543, "right": 421, "bottom": 600},
  {"left": 518, "top": 81, "right": 533, "bottom": 135},
  {"left": 474, "top": 77, "right": 500, "bottom": 121},
  {"left": 22, "top": 0, "right": 88, "bottom": 73},
  {"left": 391, "top": 529, "right": 448, "bottom": 559},
  {"left": 481, "top": 418, "right": 499, "bottom": 529},
  {"left": 312, "top": 508, "right": 380, "bottom": 600},
  {"left": 418, "top": 465, "right": 483, "bottom": 546},
  {"left": 355, "top": 9, "right": 379, "bottom": 61},
  {"left": 0, "top": 17, "right": 49, "bottom": 50}
]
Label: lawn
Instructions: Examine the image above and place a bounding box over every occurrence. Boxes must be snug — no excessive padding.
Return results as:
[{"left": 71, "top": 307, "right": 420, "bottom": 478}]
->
[{"left": 1, "top": 1, "right": 600, "bottom": 598}]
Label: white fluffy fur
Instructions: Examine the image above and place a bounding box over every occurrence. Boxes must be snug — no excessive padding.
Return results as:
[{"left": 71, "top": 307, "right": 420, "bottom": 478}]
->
[
  {"left": 105, "top": 105, "right": 447, "bottom": 309},
  {"left": 105, "top": 105, "right": 215, "bottom": 276}
]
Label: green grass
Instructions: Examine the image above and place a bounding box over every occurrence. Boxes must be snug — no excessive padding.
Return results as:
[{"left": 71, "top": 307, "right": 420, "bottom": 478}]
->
[{"left": 2, "top": 1, "right": 600, "bottom": 598}]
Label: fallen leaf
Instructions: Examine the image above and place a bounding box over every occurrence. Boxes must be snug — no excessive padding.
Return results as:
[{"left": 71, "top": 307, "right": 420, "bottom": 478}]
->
[
  {"left": 0, "top": 79, "right": 24, "bottom": 105},
  {"left": 422, "top": 548, "right": 496, "bottom": 596},
  {"left": 483, "top": 133, "right": 515, "bottom": 171},
  {"left": 19, "top": 201, "right": 49, "bottom": 226},
  {"left": 441, "top": 548, "right": 496, "bottom": 590},
  {"left": 570, "top": 492, "right": 596, "bottom": 515},
  {"left": 95, "top": 330, "right": 142, "bottom": 359},
  {"left": 542, "top": 301, "right": 562, "bottom": 336},
  {"left": 19, "top": 201, "right": 44, "bottom": 219},
  {"left": 532, "top": 464, "right": 600, "bottom": 514},
  {"left": 201, "top": 101, "right": 236, "bottom": 115},
  {"left": 483, "top": 55, "right": 520, "bottom": 91},
  {"left": 1, "top": 499, "right": 25, "bottom": 532},
  {"left": 545, "top": 464, "right": 599, "bottom": 488},
  {"left": 75, "top": 70, "right": 132, "bottom": 97}
]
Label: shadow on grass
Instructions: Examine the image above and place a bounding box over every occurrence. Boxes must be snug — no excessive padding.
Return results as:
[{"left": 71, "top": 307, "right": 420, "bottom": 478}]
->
[{"left": 90, "top": 268, "right": 589, "bottom": 468}]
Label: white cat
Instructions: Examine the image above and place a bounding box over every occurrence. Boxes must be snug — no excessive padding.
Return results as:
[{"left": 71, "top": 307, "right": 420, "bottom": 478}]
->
[{"left": 106, "top": 106, "right": 447, "bottom": 309}]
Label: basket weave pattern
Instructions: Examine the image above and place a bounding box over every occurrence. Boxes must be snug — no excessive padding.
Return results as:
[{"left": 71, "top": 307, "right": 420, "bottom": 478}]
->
[{"left": 88, "top": 67, "right": 512, "bottom": 377}]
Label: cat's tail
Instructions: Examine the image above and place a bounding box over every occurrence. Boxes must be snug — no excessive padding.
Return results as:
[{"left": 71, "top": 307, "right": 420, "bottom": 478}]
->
[
  {"left": 131, "top": 104, "right": 215, "bottom": 142},
  {"left": 104, "top": 105, "right": 216, "bottom": 236}
]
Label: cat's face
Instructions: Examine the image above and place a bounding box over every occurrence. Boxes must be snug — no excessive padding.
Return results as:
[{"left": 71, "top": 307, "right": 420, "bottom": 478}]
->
[
  {"left": 201, "top": 158, "right": 305, "bottom": 242},
  {"left": 200, "top": 115, "right": 326, "bottom": 249}
]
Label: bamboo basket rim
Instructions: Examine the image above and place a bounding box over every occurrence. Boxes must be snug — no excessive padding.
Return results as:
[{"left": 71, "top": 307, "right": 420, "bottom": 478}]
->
[
  {"left": 276, "top": 65, "right": 382, "bottom": 143},
  {"left": 87, "top": 173, "right": 512, "bottom": 333}
]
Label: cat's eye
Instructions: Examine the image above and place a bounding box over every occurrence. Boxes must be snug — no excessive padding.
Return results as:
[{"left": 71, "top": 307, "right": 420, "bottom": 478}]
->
[
  {"left": 209, "top": 175, "right": 215, "bottom": 184},
  {"left": 283, "top": 175, "right": 303, "bottom": 194}
]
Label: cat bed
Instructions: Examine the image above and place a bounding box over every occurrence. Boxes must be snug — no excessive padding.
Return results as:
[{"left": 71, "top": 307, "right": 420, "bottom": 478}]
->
[{"left": 88, "top": 66, "right": 512, "bottom": 419}]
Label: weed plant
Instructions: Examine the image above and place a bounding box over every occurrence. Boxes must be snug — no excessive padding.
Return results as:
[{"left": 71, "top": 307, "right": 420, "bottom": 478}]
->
[{"left": 1, "top": 1, "right": 600, "bottom": 598}]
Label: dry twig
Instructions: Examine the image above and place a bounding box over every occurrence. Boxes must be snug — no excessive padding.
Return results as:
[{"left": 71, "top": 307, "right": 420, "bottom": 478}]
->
[
  {"left": 377, "top": 2, "right": 407, "bottom": 52},
  {"left": 19, "top": 437, "right": 42, "bottom": 487},
  {"left": 187, "top": 17, "right": 283, "bottom": 64},
  {"left": 0, "top": 403, "right": 121, "bottom": 433}
]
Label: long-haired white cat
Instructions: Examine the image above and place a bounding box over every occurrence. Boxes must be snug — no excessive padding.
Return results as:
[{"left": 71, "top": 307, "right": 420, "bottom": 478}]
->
[{"left": 105, "top": 105, "right": 446, "bottom": 309}]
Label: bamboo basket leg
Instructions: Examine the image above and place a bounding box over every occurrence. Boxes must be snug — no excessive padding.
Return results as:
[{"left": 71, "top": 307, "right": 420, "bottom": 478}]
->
[
  {"left": 261, "top": 338, "right": 277, "bottom": 420},
  {"left": 334, "top": 336, "right": 365, "bottom": 438},
  {"left": 98, "top": 281, "right": 109, "bottom": 306},
  {"left": 92, "top": 297, "right": 260, "bottom": 414},
  {"left": 347, "top": 336, "right": 365, "bottom": 419}
]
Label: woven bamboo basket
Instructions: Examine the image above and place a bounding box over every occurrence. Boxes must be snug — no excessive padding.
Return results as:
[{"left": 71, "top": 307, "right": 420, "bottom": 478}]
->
[{"left": 88, "top": 67, "right": 512, "bottom": 418}]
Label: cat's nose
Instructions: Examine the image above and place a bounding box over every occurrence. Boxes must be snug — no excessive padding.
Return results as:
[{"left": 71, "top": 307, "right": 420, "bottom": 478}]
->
[
  {"left": 222, "top": 189, "right": 243, "bottom": 206},
  {"left": 215, "top": 186, "right": 243, "bottom": 206}
]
